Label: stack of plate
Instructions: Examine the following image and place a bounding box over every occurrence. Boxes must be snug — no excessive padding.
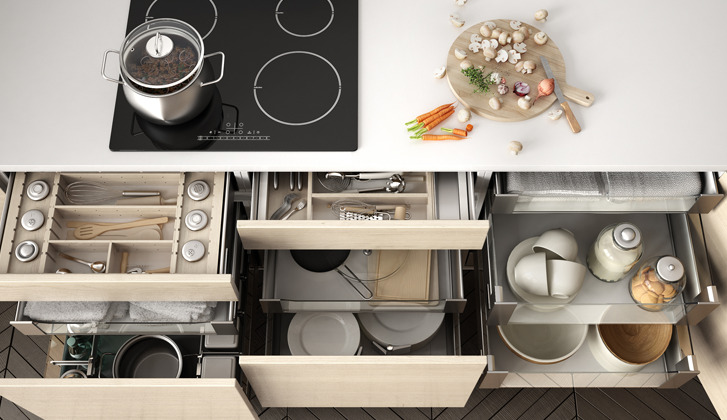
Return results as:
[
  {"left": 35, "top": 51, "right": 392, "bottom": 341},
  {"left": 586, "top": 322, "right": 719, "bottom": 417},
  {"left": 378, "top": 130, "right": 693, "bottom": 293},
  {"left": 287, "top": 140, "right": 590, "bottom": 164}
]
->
[{"left": 287, "top": 312, "right": 361, "bottom": 356}]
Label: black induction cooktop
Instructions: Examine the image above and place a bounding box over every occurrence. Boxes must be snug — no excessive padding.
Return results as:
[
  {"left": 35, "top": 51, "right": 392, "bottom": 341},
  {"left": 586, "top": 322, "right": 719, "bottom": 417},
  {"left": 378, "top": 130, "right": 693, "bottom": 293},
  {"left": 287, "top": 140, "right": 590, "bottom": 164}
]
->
[{"left": 109, "top": 0, "right": 358, "bottom": 151}]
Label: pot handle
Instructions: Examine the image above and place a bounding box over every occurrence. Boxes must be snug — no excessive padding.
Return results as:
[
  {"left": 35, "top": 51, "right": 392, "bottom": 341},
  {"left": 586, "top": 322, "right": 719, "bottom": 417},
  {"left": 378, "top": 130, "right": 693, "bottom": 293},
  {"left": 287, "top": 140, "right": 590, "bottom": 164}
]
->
[
  {"left": 200, "top": 51, "right": 225, "bottom": 87},
  {"left": 101, "top": 49, "right": 124, "bottom": 85}
]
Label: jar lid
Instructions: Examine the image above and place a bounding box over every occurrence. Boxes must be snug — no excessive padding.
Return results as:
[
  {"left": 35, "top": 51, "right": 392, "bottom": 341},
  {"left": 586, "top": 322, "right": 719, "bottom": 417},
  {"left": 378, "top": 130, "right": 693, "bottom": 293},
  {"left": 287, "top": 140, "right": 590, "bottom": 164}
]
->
[
  {"left": 26, "top": 180, "right": 50, "bottom": 201},
  {"left": 181, "top": 240, "right": 206, "bottom": 262},
  {"left": 613, "top": 223, "right": 642, "bottom": 250},
  {"left": 187, "top": 180, "right": 210, "bottom": 201},
  {"left": 185, "top": 209, "right": 209, "bottom": 231},
  {"left": 121, "top": 18, "right": 203, "bottom": 89},
  {"left": 21, "top": 209, "right": 45, "bottom": 231},
  {"left": 15, "top": 240, "right": 39, "bottom": 262},
  {"left": 657, "top": 256, "right": 685, "bottom": 283}
]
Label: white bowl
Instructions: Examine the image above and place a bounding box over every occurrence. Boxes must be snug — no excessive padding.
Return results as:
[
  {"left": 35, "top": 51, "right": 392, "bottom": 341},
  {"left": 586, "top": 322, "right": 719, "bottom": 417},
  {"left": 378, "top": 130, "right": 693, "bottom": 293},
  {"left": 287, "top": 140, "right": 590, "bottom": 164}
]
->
[
  {"left": 514, "top": 252, "right": 549, "bottom": 296},
  {"left": 587, "top": 324, "right": 672, "bottom": 372},
  {"left": 532, "top": 228, "right": 578, "bottom": 261},
  {"left": 498, "top": 323, "right": 588, "bottom": 364}
]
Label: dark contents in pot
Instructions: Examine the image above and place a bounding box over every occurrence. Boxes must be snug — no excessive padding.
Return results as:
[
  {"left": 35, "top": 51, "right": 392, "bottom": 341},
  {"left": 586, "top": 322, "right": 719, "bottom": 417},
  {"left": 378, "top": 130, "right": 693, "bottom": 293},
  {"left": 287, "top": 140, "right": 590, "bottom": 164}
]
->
[{"left": 128, "top": 46, "right": 197, "bottom": 93}]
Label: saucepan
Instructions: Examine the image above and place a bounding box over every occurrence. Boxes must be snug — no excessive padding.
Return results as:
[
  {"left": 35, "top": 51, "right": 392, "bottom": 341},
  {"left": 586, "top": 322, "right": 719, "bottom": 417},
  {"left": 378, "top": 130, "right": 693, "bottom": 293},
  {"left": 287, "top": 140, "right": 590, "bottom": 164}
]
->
[
  {"left": 113, "top": 335, "right": 183, "bottom": 378},
  {"left": 102, "top": 18, "right": 225, "bottom": 125}
]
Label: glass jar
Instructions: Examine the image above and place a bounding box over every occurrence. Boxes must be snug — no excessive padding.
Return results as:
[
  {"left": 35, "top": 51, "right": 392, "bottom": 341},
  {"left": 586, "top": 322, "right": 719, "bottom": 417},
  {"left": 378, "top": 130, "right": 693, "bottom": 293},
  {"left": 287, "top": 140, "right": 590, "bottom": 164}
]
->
[
  {"left": 587, "top": 223, "right": 643, "bottom": 282},
  {"left": 66, "top": 336, "right": 92, "bottom": 360},
  {"left": 629, "top": 255, "right": 685, "bottom": 311}
]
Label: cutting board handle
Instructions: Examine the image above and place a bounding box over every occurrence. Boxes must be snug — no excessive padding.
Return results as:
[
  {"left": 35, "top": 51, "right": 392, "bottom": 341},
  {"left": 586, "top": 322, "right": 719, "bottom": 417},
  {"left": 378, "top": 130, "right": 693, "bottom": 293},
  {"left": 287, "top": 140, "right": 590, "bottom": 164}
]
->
[{"left": 562, "top": 84, "right": 594, "bottom": 107}]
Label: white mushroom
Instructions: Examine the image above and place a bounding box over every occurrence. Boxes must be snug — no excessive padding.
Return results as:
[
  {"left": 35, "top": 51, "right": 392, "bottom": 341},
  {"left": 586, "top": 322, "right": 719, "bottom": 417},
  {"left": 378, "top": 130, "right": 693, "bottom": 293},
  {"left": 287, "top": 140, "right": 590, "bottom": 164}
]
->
[
  {"left": 483, "top": 21, "right": 497, "bottom": 30},
  {"left": 457, "top": 108, "right": 471, "bottom": 122},
  {"left": 454, "top": 48, "right": 468, "bottom": 60},
  {"left": 548, "top": 109, "right": 563, "bottom": 120},
  {"left": 513, "top": 42, "right": 527, "bottom": 53},
  {"left": 508, "top": 50, "right": 522, "bottom": 64},
  {"left": 517, "top": 27, "right": 531, "bottom": 40},
  {"left": 459, "top": 60, "right": 474, "bottom": 70},
  {"left": 450, "top": 14, "right": 465, "bottom": 27},
  {"left": 470, "top": 33, "right": 483, "bottom": 43},
  {"left": 468, "top": 41, "right": 482, "bottom": 53},
  {"left": 489, "top": 97, "right": 503, "bottom": 110},
  {"left": 433, "top": 66, "right": 447, "bottom": 79},
  {"left": 534, "top": 31, "right": 549, "bottom": 45},
  {"left": 491, "top": 27, "right": 503, "bottom": 39},
  {"left": 455, "top": 0, "right": 467, "bottom": 5},
  {"left": 522, "top": 60, "right": 537, "bottom": 74},
  {"left": 515, "top": 61, "right": 525, "bottom": 74},
  {"left": 489, "top": 39, "right": 499, "bottom": 49},
  {"left": 518, "top": 95, "right": 533, "bottom": 110},
  {"left": 498, "top": 31, "right": 512, "bottom": 45},
  {"left": 509, "top": 141, "right": 523, "bottom": 155},
  {"left": 510, "top": 20, "right": 522, "bottom": 30},
  {"left": 495, "top": 49, "right": 509, "bottom": 63},
  {"left": 535, "top": 9, "right": 549, "bottom": 21},
  {"left": 482, "top": 47, "right": 496, "bottom": 61},
  {"left": 480, "top": 25, "right": 493, "bottom": 38}
]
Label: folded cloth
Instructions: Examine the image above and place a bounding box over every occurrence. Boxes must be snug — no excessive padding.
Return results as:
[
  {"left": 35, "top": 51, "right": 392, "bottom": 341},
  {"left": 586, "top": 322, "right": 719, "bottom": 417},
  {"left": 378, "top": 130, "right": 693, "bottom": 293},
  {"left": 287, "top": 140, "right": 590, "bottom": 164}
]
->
[
  {"left": 128, "top": 301, "right": 216, "bottom": 323},
  {"left": 23, "top": 301, "right": 111, "bottom": 322},
  {"left": 605, "top": 172, "right": 702, "bottom": 197},
  {"left": 505, "top": 172, "right": 604, "bottom": 196}
]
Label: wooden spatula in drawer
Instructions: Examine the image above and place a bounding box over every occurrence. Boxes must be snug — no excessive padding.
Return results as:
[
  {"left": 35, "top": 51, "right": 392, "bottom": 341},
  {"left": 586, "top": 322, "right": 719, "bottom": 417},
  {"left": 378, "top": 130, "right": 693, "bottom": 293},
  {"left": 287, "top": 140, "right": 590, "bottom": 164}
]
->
[{"left": 73, "top": 217, "right": 169, "bottom": 240}]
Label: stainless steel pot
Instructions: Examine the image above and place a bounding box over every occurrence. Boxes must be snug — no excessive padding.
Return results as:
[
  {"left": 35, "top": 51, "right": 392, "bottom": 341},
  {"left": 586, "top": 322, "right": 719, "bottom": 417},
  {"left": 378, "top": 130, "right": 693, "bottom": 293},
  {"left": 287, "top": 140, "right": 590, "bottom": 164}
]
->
[
  {"left": 102, "top": 18, "right": 225, "bottom": 125},
  {"left": 113, "top": 335, "right": 183, "bottom": 378}
]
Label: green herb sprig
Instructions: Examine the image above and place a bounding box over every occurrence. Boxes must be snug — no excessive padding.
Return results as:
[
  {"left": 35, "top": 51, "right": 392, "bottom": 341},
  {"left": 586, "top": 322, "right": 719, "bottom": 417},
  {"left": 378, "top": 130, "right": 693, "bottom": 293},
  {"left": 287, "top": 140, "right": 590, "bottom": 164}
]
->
[{"left": 461, "top": 67, "right": 495, "bottom": 94}]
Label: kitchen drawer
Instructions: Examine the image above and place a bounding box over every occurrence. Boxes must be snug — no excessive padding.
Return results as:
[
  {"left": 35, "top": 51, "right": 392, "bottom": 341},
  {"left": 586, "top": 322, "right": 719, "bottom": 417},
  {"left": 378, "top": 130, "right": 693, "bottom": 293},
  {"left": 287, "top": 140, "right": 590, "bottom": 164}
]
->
[
  {"left": 480, "top": 324, "right": 697, "bottom": 389},
  {"left": 237, "top": 172, "right": 489, "bottom": 250},
  {"left": 484, "top": 212, "right": 718, "bottom": 325},
  {"left": 488, "top": 172, "right": 723, "bottom": 214},
  {"left": 238, "top": 312, "right": 487, "bottom": 408},
  {"left": 0, "top": 335, "right": 259, "bottom": 420},
  {"left": 0, "top": 172, "right": 239, "bottom": 301}
]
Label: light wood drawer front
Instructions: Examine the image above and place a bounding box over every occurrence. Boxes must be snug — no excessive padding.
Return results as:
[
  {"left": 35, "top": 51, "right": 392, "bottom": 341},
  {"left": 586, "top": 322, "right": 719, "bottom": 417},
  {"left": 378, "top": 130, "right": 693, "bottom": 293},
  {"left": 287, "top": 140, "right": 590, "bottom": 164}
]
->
[
  {"left": 237, "top": 220, "right": 490, "bottom": 250},
  {"left": 239, "top": 355, "right": 487, "bottom": 407},
  {"left": 0, "top": 273, "right": 239, "bottom": 301},
  {"left": 0, "top": 378, "right": 258, "bottom": 420}
]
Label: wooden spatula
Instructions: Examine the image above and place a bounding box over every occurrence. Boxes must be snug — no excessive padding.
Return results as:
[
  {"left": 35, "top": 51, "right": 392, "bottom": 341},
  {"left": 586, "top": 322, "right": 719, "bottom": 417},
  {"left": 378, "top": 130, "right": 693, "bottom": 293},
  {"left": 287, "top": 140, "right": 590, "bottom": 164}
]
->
[{"left": 73, "top": 217, "right": 168, "bottom": 240}]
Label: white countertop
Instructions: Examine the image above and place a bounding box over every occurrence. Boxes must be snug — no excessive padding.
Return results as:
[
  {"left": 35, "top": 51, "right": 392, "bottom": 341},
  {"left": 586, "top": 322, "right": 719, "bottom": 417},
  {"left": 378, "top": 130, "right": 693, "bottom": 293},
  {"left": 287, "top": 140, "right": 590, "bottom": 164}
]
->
[{"left": 1, "top": 0, "right": 725, "bottom": 172}]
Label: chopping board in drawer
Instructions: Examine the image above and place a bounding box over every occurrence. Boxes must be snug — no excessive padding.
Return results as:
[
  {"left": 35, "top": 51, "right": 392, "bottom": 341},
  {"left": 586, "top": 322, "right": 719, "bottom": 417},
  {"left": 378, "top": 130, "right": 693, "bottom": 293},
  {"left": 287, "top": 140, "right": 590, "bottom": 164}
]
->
[{"left": 373, "top": 250, "right": 431, "bottom": 300}]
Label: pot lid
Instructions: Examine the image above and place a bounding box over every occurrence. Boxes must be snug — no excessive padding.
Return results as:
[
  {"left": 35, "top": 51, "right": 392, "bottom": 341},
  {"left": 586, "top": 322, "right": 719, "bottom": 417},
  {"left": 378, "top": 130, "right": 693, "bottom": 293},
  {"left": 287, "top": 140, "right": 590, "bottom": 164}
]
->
[{"left": 121, "top": 19, "right": 204, "bottom": 89}]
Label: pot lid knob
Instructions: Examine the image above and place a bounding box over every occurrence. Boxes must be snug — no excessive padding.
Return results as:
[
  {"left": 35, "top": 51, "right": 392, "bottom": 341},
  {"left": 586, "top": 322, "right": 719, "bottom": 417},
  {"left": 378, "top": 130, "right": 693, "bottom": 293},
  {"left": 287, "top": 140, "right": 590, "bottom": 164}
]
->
[{"left": 145, "top": 32, "right": 174, "bottom": 58}]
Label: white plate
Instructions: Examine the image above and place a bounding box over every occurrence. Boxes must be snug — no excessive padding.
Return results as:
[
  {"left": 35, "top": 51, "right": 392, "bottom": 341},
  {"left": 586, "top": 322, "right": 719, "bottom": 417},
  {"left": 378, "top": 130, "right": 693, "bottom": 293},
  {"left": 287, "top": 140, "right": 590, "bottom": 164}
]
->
[
  {"left": 506, "top": 237, "right": 578, "bottom": 306},
  {"left": 287, "top": 312, "right": 361, "bottom": 356},
  {"left": 356, "top": 312, "right": 445, "bottom": 347}
]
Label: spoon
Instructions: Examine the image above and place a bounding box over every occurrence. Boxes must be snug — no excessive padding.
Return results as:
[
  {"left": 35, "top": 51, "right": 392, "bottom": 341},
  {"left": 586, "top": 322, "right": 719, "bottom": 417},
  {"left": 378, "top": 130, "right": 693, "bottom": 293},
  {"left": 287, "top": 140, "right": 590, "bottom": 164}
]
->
[
  {"left": 270, "top": 193, "right": 299, "bottom": 220},
  {"left": 281, "top": 199, "right": 307, "bottom": 220},
  {"left": 58, "top": 252, "right": 106, "bottom": 273}
]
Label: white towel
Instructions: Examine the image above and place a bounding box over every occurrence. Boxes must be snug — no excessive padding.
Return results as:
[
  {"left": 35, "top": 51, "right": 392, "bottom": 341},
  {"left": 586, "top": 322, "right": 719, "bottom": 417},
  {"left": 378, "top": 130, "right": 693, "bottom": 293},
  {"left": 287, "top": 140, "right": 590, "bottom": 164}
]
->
[
  {"left": 23, "top": 301, "right": 111, "bottom": 322},
  {"left": 128, "top": 301, "right": 216, "bottom": 323}
]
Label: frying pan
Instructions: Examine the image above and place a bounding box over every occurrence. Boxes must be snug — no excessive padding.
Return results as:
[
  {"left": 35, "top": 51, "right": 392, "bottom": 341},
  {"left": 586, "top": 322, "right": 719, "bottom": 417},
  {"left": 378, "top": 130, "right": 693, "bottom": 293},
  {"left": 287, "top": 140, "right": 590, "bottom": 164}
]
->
[
  {"left": 113, "top": 335, "right": 183, "bottom": 378},
  {"left": 290, "top": 250, "right": 373, "bottom": 299}
]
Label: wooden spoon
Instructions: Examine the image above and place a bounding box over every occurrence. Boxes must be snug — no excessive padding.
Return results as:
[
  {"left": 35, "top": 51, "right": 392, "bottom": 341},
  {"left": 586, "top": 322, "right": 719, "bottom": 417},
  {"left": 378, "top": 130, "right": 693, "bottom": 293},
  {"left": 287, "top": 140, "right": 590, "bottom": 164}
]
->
[{"left": 73, "top": 217, "right": 168, "bottom": 240}]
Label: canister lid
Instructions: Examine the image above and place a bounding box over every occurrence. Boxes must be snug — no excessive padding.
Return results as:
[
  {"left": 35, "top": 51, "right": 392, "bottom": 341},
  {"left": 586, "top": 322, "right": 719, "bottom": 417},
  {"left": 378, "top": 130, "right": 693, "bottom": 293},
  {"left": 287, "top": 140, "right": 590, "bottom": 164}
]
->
[
  {"left": 185, "top": 209, "right": 209, "bottom": 231},
  {"left": 181, "top": 240, "right": 205, "bottom": 262},
  {"left": 187, "top": 180, "right": 210, "bottom": 201},
  {"left": 15, "top": 240, "right": 39, "bottom": 262},
  {"left": 21, "top": 209, "right": 45, "bottom": 231},
  {"left": 26, "top": 180, "right": 50, "bottom": 201},
  {"left": 657, "top": 256, "right": 685, "bottom": 283},
  {"left": 613, "top": 223, "right": 642, "bottom": 250}
]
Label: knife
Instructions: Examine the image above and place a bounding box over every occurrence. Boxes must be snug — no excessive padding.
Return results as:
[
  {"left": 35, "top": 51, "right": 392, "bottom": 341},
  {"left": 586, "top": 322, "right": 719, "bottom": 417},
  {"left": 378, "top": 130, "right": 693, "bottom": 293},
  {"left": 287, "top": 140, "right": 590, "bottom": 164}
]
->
[{"left": 540, "top": 57, "right": 581, "bottom": 133}]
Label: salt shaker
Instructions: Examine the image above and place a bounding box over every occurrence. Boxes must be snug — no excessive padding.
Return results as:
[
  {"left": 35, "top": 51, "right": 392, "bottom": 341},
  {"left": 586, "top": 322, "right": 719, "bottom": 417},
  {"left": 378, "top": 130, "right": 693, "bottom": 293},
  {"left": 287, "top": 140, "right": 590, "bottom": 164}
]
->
[
  {"left": 629, "top": 255, "right": 685, "bottom": 311},
  {"left": 587, "top": 223, "right": 643, "bottom": 282}
]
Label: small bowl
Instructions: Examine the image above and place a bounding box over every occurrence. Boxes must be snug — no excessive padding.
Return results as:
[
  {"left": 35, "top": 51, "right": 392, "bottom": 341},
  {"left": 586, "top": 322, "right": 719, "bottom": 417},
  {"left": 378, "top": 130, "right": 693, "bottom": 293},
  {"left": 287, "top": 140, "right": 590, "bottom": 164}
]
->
[
  {"left": 533, "top": 228, "right": 578, "bottom": 261},
  {"left": 514, "top": 252, "right": 548, "bottom": 297},
  {"left": 589, "top": 324, "right": 672, "bottom": 372},
  {"left": 498, "top": 323, "right": 588, "bottom": 364},
  {"left": 546, "top": 259, "right": 586, "bottom": 299}
]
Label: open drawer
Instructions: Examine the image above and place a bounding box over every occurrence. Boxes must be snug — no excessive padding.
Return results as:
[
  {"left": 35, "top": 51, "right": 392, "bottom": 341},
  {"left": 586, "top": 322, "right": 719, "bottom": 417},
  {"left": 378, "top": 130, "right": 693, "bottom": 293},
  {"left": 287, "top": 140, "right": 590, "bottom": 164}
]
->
[
  {"left": 484, "top": 212, "right": 718, "bottom": 325},
  {"left": 0, "top": 172, "right": 240, "bottom": 301},
  {"left": 488, "top": 172, "right": 723, "bottom": 214},
  {"left": 237, "top": 172, "right": 489, "bottom": 250},
  {"left": 238, "top": 312, "right": 487, "bottom": 408},
  {"left": 480, "top": 324, "right": 698, "bottom": 389}
]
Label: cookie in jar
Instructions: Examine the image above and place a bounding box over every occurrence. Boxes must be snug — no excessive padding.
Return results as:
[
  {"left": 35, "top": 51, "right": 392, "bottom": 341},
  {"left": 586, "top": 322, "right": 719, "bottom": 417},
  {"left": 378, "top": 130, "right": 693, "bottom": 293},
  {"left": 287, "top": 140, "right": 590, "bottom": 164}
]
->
[{"left": 629, "top": 256, "right": 685, "bottom": 311}]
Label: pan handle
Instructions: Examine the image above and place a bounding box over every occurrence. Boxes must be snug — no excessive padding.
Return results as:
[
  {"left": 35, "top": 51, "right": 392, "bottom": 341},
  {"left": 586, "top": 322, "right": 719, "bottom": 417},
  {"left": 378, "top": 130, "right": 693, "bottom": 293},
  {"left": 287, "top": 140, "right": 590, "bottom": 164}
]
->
[
  {"left": 101, "top": 50, "right": 124, "bottom": 85},
  {"left": 339, "top": 265, "right": 373, "bottom": 300}
]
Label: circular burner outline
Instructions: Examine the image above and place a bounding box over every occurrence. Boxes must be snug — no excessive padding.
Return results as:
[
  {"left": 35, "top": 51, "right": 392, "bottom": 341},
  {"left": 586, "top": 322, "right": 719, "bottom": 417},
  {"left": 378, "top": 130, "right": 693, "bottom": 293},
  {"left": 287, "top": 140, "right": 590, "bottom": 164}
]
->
[
  {"left": 145, "top": 0, "right": 219, "bottom": 40},
  {"left": 253, "top": 51, "right": 342, "bottom": 126},
  {"left": 275, "top": 0, "right": 335, "bottom": 38}
]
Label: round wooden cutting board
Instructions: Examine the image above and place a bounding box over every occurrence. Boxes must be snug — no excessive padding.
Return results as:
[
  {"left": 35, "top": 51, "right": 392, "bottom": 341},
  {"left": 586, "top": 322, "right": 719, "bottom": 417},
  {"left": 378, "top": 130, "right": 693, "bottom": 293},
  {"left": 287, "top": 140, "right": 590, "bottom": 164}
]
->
[{"left": 447, "top": 19, "right": 570, "bottom": 122}]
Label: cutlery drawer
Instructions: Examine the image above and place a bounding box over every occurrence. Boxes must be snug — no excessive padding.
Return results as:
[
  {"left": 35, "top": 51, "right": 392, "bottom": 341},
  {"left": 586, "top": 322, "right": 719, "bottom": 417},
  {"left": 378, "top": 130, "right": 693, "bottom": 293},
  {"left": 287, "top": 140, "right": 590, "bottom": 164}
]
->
[
  {"left": 237, "top": 172, "right": 489, "bottom": 250},
  {"left": 488, "top": 172, "right": 723, "bottom": 214}
]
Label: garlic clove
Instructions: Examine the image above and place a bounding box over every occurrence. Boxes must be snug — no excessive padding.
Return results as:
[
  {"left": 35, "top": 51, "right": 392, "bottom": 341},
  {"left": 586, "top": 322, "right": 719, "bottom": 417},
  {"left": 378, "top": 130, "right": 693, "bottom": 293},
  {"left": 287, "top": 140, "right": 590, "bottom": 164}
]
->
[{"left": 457, "top": 108, "right": 471, "bottom": 122}]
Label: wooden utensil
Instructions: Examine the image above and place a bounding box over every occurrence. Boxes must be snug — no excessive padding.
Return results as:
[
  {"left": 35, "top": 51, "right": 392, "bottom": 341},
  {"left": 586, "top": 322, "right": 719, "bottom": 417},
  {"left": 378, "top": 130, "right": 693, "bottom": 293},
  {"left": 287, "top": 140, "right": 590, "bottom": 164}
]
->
[
  {"left": 374, "top": 250, "right": 431, "bottom": 300},
  {"left": 446, "top": 19, "right": 594, "bottom": 122},
  {"left": 73, "top": 216, "right": 168, "bottom": 240}
]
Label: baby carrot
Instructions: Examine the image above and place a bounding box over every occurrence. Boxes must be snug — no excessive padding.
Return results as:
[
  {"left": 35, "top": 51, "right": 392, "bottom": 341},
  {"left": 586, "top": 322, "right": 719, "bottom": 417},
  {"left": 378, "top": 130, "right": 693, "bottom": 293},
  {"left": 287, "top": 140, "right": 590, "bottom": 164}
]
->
[
  {"left": 420, "top": 134, "right": 466, "bottom": 141},
  {"left": 405, "top": 102, "right": 455, "bottom": 125},
  {"left": 441, "top": 127, "right": 468, "bottom": 137},
  {"left": 466, "top": 124, "right": 473, "bottom": 132}
]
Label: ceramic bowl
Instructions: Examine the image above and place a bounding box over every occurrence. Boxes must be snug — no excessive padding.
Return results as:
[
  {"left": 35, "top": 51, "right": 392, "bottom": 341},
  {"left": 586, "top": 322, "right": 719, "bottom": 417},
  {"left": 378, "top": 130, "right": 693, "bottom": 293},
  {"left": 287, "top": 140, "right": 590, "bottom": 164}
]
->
[
  {"left": 497, "top": 323, "right": 588, "bottom": 364},
  {"left": 532, "top": 228, "right": 578, "bottom": 261},
  {"left": 514, "top": 252, "right": 549, "bottom": 297},
  {"left": 588, "top": 324, "right": 672, "bottom": 372},
  {"left": 546, "top": 259, "right": 586, "bottom": 299}
]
